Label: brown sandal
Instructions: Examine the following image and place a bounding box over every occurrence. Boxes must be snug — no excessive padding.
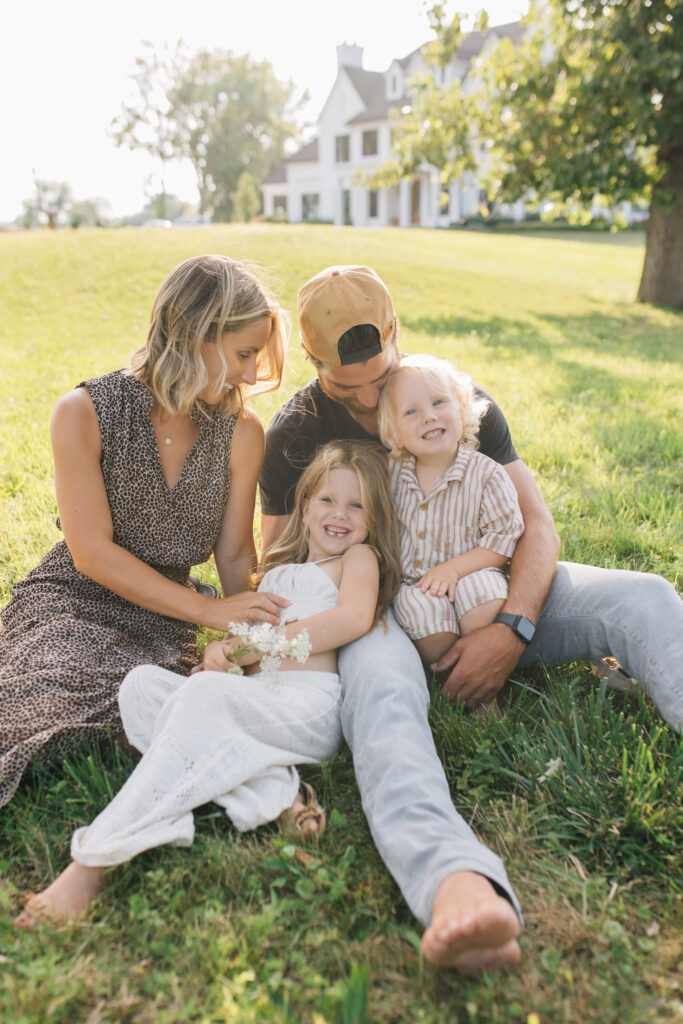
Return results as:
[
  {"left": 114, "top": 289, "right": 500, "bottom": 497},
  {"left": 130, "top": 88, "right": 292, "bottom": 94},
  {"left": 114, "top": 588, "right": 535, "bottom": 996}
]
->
[
  {"left": 278, "top": 781, "right": 326, "bottom": 841},
  {"left": 592, "top": 657, "right": 638, "bottom": 695}
]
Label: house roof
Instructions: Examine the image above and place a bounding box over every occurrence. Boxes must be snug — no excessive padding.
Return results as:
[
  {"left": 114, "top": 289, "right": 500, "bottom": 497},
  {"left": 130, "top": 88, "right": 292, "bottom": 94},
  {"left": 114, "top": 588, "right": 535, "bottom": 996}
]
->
[
  {"left": 285, "top": 138, "right": 319, "bottom": 163},
  {"left": 260, "top": 138, "right": 319, "bottom": 187},
  {"left": 396, "top": 21, "right": 524, "bottom": 70},
  {"left": 261, "top": 165, "right": 287, "bottom": 185},
  {"left": 343, "top": 67, "right": 390, "bottom": 124}
]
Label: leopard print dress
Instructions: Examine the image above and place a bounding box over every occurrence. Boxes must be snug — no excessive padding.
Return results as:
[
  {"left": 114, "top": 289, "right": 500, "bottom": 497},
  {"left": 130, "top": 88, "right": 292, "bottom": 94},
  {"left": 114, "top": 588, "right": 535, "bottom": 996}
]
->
[{"left": 0, "top": 370, "right": 236, "bottom": 806}]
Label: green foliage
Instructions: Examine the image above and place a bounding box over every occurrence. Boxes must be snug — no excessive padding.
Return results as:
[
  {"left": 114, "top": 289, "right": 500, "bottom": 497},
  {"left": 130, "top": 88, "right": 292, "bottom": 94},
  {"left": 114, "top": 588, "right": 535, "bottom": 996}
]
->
[
  {"left": 373, "top": 1, "right": 683, "bottom": 304},
  {"left": 483, "top": 1, "right": 683, "bottom": 209},
  {"left": 1, "top": 225, "right": 682, "bottom": 1022},
  {"left": 232, "top": 171, "right": 262, "bottom": 223},
  {"left": 20, "top": 179, "right": 73, "bottom": 229},
  {"left": 170, "top": 49, "right": 304, "bottom": 222},
  {"left": 111, "top": 44, "right": 304, "bottom": 222}
]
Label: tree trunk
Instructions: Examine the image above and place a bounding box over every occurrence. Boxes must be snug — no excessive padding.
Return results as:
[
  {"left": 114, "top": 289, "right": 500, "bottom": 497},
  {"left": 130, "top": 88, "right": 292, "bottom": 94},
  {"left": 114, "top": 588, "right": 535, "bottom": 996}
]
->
[{"left": 637, "top": 146, "right": 683, "bottom": 308}]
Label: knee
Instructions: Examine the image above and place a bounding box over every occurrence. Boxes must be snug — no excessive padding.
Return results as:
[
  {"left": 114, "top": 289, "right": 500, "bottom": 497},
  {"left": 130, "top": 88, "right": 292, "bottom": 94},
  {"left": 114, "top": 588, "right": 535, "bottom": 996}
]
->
[{"left": 118, "top": 664, "right": 152, "bottom": 715}]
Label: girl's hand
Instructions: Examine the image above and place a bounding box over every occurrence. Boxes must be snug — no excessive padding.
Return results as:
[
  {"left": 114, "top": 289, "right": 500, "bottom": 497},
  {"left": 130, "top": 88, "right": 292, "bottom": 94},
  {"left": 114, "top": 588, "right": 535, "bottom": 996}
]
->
[
  {"left": 415, "top": 562, "right": 459, "bottom": 602},
  {"left": 190, "top": 636, "right": 263, "bottom": 675}
]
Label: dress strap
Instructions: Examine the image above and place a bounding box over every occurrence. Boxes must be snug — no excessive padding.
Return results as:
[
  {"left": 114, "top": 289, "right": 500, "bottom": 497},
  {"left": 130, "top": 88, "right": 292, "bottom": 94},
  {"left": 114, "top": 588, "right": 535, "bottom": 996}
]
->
[{"left": 311, "top": 554, "right": 343, "bottom": 565}]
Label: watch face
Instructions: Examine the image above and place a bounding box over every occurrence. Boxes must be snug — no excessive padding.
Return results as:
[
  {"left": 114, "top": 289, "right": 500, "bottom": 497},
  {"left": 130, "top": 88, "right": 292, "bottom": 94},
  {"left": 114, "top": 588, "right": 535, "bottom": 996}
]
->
[{"left": 516, "top": 616, "right": 535, "bottom": 643}]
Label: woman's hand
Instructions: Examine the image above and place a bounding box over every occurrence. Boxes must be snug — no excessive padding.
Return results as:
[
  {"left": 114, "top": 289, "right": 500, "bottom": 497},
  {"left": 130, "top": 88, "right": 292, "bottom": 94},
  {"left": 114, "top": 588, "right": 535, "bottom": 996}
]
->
[{"left": 207, "top": 590, "right": 290, "bottom": 630}]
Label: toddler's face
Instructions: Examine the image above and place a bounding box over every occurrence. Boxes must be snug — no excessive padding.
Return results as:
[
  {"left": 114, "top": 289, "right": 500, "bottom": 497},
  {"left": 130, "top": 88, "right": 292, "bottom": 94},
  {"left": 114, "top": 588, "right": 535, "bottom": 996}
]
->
[{"left": 388, "top": 370, "right": 463, "bottom": 461}]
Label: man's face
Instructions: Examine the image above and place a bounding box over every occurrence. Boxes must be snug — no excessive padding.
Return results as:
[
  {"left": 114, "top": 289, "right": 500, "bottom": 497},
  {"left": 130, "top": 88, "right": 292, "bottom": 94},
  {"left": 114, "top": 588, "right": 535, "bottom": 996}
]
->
[{"left": 317, "top": 345, "right": 400, "bottom": 422}]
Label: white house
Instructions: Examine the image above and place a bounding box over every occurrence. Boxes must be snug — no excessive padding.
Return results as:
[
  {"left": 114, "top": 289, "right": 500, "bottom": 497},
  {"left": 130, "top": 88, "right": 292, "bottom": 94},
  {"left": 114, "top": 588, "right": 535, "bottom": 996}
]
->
[{"left": 261, "top": 24, "right": 526, "bottom": 228}]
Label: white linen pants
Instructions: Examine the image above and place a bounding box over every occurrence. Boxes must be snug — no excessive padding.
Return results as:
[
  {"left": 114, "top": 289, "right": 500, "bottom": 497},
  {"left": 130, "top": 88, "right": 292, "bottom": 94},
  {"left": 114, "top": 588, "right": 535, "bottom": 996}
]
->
[{"left": 71, "top": 665, "right": 341, "bottom": 867}]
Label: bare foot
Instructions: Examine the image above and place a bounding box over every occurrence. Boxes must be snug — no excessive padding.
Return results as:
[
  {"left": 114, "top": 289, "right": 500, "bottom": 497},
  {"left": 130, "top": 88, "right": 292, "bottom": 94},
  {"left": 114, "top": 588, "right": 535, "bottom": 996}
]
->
[
  {"left": 14, "top": 861, "right": 104, "bottom": 929},
  {"left": 422, "top": 871, "right": 521, "bottom": 973}
]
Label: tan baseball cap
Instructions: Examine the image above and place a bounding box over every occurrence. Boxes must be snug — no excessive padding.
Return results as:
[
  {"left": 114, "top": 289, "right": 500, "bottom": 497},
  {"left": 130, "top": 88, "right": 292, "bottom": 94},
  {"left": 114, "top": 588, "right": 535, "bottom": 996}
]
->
[{"left": 297, "top": 265, "right": 396, "bottom": 367}]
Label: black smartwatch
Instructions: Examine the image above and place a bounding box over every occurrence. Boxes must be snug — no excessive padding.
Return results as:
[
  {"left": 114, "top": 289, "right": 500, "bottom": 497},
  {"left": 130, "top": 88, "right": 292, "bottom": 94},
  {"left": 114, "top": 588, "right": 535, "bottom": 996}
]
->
[{"left": 493, "top": 613, "right": 536, "bottom": 644}]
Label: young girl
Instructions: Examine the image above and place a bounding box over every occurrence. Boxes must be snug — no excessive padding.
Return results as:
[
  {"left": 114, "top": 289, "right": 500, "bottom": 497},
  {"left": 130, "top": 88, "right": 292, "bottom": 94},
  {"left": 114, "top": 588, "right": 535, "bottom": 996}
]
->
[
  {"left": 378, "top": 355, "right": 524, "bottom": 681},
  {"left": 16, "top": 440, "right": 400, "bottom": 927}
]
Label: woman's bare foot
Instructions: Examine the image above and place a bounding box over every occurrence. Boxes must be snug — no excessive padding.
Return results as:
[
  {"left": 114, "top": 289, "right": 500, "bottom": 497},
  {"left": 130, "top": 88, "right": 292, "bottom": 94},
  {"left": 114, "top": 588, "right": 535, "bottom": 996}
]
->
[
  {"left": 422, "top": 871, "right": 522, "bottom": 973},
  {"left": 14, "top": 861, "right": 104, "bottom": 929}
]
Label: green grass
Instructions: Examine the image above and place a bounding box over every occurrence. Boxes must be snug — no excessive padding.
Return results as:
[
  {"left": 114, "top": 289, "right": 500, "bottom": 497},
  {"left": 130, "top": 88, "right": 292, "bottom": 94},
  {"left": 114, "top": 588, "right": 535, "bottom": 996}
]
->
[{"left": 1, "top": 225, "right": 682, "bottom": 1022}]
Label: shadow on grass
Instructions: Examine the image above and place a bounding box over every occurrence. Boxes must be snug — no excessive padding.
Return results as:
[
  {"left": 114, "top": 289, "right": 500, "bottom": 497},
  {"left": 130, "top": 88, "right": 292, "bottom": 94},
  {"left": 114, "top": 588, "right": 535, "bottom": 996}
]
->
[{"left": 402, "top": 309, "right": 681, "bottom": 366}]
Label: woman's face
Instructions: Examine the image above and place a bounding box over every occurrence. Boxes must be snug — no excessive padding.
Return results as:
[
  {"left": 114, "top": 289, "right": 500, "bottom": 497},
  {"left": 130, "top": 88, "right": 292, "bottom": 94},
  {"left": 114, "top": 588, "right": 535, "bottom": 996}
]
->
[{"left": 201, "top": 316, "right": 272, "bottom": 402}]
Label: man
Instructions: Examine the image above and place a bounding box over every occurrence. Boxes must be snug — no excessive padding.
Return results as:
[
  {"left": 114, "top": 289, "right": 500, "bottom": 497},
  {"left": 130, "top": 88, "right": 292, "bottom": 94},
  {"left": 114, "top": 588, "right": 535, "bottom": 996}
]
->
[{"left": 259, "top": 265, "right": 683, "bottom": 972}]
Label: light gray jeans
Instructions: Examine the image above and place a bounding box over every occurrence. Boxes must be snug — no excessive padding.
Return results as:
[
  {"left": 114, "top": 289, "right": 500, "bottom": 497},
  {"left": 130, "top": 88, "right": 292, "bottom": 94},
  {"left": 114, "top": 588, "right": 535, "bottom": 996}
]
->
[{"left": 337, "top": 562, "right": 683, "bottom": 927}]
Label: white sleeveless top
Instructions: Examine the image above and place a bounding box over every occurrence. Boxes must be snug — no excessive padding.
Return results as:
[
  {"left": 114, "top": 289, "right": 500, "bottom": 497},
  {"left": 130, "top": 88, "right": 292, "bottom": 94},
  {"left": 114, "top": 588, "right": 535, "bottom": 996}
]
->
[{"left": 259, "top": 562, "right": 339, "bottom": 625}]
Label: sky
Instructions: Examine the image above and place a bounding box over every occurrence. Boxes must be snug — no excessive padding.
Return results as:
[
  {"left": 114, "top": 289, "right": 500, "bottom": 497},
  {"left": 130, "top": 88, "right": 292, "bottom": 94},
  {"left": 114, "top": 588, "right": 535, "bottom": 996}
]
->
[{"left": 1, "top": 0, "right": 527, "bottom": 223}]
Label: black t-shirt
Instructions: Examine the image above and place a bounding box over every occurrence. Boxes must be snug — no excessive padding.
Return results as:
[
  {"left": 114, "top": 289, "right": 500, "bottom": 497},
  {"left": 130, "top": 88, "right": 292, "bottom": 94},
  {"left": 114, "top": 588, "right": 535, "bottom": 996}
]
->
[{"left": 260, "top": 379, "right": 518, "bottom": 516}]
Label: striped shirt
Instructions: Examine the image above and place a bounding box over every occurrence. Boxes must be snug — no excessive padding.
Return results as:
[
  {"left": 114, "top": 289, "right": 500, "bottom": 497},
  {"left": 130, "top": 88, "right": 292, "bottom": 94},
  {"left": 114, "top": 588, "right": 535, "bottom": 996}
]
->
[{"left": 390, "top": 447, "right": 523, "bottom": 584}]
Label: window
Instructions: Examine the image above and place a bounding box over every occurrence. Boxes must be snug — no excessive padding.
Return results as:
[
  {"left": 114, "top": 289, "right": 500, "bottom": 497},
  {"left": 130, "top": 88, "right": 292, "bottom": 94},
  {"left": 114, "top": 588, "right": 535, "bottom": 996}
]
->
[
  {"left": 342, "top": 190, "right": 351, "bottom": 225},
  {"left": 362, "top": 129, "right": 378, "bottom": 156},
  {"left": 273, "top": 195, "right": 287, "bottom": 218},
  {"left": 302, "top": 193, "right": 320, "bottom": 221},
  {"left": 368, "top": 190, "right": 378, "bottom": 218},
  {"left": 335, "top": 135, "right": 350, "bottom": 162}
]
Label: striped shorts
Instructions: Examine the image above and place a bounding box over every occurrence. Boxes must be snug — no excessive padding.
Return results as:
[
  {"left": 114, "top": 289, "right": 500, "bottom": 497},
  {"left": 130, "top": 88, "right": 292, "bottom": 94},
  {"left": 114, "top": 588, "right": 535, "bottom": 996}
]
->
[{"left": 394, "top": 567, "right": 509, "bottom": 640}]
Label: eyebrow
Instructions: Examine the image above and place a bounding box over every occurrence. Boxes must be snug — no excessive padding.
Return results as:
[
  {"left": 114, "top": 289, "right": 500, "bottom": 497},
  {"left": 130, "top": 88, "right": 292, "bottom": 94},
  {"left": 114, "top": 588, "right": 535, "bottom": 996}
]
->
[{"left": 329, "top": 367, "right": 394, "bottom": 390}]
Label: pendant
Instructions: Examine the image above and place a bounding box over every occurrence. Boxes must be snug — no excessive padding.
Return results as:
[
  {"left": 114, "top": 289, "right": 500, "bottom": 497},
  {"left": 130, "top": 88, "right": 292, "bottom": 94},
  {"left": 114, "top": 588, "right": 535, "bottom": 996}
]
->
[{"left": 164, "top": 436, "right": 172, "bottom": 446}]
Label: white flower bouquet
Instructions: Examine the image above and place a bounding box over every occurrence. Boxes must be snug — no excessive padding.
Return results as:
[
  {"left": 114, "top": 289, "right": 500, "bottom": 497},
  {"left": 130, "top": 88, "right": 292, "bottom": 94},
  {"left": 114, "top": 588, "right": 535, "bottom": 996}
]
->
[{"left": 225, "top": 621, "right": 312, "bottom": 682}]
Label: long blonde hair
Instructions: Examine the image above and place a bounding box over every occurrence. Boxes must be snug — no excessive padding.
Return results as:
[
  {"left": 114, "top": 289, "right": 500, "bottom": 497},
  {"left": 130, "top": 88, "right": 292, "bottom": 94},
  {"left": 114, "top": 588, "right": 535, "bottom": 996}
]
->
[
  {"left": 378, "top": 354, "right": 489, "bottom": 459},
  {"left": 128, "top": 254, "right": 288, "bottom": 416},
  {"left": 257, "top": 440, "right": 401, "bottom": 628}
]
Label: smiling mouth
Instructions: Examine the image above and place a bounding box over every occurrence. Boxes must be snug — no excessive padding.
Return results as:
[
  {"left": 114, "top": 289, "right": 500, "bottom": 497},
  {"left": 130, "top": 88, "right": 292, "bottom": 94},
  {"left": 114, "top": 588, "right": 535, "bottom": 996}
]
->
[
  {"left": 323, "top": 525, "right": 350, "bottom": 537},
  {"left": 422, "top": 428, "right": 445, "bottom": 440}
]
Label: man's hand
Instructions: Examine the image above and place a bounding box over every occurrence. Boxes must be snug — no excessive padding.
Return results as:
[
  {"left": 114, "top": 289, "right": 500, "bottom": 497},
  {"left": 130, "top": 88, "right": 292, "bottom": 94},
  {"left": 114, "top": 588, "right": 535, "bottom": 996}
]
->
[
  {"left": 415, "top": 560, "right": 459, "bottom": 602},
  {"left": 435, "top": 622, "right": 525, "bottom": 708}
]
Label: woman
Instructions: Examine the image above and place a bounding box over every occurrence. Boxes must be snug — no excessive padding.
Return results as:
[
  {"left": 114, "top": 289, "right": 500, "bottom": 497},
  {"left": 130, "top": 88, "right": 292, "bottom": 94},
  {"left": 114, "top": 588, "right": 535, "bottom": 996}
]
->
[{"left": 0, "top": 254, "right": 289, "bottom": 807}]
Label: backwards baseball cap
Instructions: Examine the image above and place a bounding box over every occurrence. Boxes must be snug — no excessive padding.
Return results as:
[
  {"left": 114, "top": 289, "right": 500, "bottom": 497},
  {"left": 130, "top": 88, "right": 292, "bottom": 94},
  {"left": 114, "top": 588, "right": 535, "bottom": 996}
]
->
[{"left": 297, "top": 265, "right": 396, "bottom": 367}]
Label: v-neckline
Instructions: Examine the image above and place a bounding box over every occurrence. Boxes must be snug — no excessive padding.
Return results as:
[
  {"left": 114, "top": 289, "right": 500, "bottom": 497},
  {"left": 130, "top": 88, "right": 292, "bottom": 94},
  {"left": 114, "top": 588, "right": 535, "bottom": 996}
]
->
[{"left": 145, "top": 408, "right": 203, "bottom": 493}]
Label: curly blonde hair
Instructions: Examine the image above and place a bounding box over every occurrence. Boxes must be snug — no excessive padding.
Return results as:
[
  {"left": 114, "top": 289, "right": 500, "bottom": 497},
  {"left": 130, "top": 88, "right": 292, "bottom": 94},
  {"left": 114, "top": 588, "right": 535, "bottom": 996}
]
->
[
  {"left": 128, "top": 254, "right": 288, "bottom": 417},
  {"left": 378, "top": 354, "right": 489, "bottom": 460},
  {"left": 257, "top": 441, "right": 401, "bottom": 628}
]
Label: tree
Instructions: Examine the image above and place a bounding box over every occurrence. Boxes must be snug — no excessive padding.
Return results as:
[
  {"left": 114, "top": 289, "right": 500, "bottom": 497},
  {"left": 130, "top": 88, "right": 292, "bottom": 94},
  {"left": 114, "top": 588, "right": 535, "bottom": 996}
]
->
[
  {"left": 232, "top": 171, "right": 261, "bottom": 222},
  {"left": 372, "top": 2, "right": 683, "bottom": 308},
  {"left": 69, "top": 197, "right": 112, "bottom": 229},
  {"left": 485, "top": 0, "right": 683, "bottom": 307},
  {"left": 111, "top": 40, "right": 188, "bottom": 220},
  {"left": 21, "top": 180, "right": 73, "bottom": 229},
  {"left": 170, "top": 50, "right": 304, "bottom": 221}
]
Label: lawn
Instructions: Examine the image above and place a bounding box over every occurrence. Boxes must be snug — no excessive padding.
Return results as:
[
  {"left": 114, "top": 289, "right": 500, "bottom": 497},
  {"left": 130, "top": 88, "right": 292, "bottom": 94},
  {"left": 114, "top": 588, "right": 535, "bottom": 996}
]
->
[{"left": 1, "top": 225, "right": 681, "bottom": 1023}]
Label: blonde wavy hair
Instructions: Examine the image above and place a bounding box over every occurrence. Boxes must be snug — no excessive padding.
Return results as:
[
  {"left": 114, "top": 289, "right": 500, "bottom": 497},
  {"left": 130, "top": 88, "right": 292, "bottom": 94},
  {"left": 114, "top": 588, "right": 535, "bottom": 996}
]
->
[
  {"left": 378, "top": 354, "right": 489, "bottom": 460},
  {"left": 128, "top": 254, "right": 288, "bottom": 416},
  {"left": 256, "top": 440, "right": 401, "bottom": 628}
]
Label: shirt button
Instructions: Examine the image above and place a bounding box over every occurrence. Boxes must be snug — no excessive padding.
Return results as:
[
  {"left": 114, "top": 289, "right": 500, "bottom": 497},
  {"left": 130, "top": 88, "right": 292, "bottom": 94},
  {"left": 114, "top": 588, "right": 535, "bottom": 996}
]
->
[
  {"left": 414, "top": 559, "right": 422, "bottom": 568},
  {"left": 417, "top": 531, "right": 425, "bottom": 539},
  {"left": 419, "top": 503, "right": 427, "bottom": 511}
]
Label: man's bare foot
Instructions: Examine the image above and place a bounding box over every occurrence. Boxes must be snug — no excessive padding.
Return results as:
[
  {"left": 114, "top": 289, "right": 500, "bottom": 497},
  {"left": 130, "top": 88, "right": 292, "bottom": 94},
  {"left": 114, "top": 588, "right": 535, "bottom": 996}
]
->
[
  {"left": 14, "top": 861, "right": 104, "bottom": 929},
  {"left": 422, "top": 871, "right": 521, "bottom": 973}
]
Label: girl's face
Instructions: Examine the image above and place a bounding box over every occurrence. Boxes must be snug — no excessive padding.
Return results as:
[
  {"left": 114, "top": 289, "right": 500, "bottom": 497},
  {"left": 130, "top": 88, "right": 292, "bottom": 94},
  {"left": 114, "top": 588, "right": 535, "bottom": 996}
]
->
[
  {"left": 201, "top": 316, "right": 271, "bottom": 402},
  {"left": 388, "top": 370, "right": 463, "bottom": 462},
  {"left": 302, "top": 467, "right": 369, "bottom": 561}
]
